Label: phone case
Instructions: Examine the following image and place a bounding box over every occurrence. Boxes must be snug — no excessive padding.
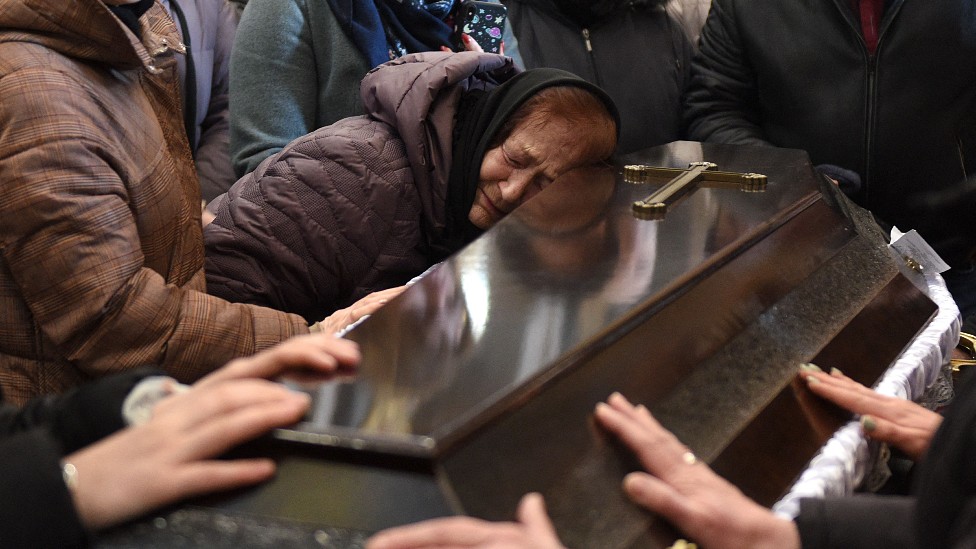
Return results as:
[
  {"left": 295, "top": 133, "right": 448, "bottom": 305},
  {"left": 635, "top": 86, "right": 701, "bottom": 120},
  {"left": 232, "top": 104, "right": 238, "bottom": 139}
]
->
[{"left": 454, "top": 1, "right": 507, "bottom": 54}]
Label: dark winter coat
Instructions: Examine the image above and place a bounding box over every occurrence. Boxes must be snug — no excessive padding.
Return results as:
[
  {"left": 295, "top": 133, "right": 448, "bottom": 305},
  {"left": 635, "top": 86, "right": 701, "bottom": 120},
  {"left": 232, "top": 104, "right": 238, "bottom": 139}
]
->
[
  {"left": 684, "top": 0, "right": 976, "bottom": 268},
  {"left": 0, "top": 369, "right": 155, "bottom": 548},
  {"left": 204, "top": 52, "right": 517, "bottom": 322},
  {"left": 503, "top": 0, "right": 693, "bottom": 154}
]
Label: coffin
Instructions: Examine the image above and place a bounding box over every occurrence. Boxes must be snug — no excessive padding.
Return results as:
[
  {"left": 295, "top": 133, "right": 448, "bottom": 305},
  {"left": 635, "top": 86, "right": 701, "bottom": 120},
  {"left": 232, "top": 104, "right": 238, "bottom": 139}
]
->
[{"left": 98, "top": 142, "right": 937, "bottom": 548}]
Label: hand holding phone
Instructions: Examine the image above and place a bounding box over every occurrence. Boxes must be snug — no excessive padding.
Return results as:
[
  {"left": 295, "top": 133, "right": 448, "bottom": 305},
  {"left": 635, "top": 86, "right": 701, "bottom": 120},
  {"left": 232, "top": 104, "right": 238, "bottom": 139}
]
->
[{"left": 453, "top": 1, "right": 507, "bottom": 54}]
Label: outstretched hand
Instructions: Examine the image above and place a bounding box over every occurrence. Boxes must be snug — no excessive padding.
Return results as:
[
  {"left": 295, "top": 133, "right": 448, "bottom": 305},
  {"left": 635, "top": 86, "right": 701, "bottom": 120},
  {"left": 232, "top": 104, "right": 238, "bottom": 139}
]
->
[
  {"left": 594, "top": 393, "right": 801, "bottom": 549},
  {"left": 366, "top": 493, "right": 565, "bottom": 549},
  {"left": 66, "top": 333, "right": 364, "bottom": 531},
  {"left": 801, "top": 365, "right": 942, "bottom": 461},
  {"left": 66, "top": 378, "right": 310, "bottom": 530},
  {"left": 313, "top": 286, "right": 406, "bottom": 334},
  {"left": 198, "top": 331, "right": 360, "bottom": 386}
]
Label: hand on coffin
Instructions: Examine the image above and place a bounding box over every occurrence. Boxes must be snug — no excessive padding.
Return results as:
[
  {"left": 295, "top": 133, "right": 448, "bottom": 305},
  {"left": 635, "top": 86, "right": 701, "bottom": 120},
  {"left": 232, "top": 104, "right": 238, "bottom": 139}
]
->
[
  {"left": 311, "top": 286, "right": 407, "bottom": 335},
  {"left": 198, "top": 331, "right": 360, "bottom": 386},
  {"left": 594, "top": 393, "right": 801, "bottom": 549},
  {"left": 366, "top": 492, "right": 565, "bottom": 549},
  {"left": 801, "top": 365, "right": 942, "bottom": 461},
  {"left": 65, "top": 334, "right": 361, "bottom": 531},
  {"left": 66, "top": 379, "right": 309, "bottom": 531}
]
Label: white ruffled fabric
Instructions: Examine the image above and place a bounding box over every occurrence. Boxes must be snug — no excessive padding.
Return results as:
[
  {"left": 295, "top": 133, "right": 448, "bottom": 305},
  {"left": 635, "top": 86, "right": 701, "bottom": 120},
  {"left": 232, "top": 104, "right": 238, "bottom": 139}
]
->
[{"left": 772, "top": 271, "right": 961, "bottom": 518}]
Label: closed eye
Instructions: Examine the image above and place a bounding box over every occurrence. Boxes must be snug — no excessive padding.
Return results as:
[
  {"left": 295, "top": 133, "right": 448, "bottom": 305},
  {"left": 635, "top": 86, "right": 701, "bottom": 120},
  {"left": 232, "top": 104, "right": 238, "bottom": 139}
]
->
[{"left": 503, "top": 148, "right": 526, "bottom": 169}]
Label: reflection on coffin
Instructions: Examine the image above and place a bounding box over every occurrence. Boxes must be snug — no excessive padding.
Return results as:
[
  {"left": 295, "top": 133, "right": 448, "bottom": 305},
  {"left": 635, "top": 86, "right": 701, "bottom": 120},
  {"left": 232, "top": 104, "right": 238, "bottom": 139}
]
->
[{"left": 97, "top": 141, "right": 937, "bottom": 548}]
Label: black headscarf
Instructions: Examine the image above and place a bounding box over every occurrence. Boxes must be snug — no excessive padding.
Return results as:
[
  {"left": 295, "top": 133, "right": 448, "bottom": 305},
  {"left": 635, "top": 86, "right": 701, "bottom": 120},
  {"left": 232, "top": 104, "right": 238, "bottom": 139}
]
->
[{"left": 443, "top": 68, "right": 620, "bottom": 253}]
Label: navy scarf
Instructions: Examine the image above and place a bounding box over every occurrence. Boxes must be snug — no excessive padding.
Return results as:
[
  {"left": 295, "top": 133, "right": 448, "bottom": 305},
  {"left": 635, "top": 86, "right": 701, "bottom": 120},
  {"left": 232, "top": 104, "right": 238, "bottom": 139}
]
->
[
  {"left": 327, "top": 0, "right": 456, "bottom": 68},
  {"left": 107, "top": 0, "right": 155, "bottom": 38}
]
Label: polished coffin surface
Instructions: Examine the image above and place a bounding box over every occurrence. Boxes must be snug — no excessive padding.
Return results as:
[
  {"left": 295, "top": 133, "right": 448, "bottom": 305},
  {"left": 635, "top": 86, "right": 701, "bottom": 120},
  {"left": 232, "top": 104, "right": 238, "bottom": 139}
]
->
[
  {"left": 298, "top": 142, "right": 852, "bottom": 452},
  {"left": 97, "top": 142, "right": 936, "bottom": 548}
]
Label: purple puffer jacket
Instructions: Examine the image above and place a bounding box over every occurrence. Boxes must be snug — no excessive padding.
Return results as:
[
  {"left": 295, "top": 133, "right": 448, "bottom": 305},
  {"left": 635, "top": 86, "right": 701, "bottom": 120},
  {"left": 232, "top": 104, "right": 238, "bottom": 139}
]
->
[{"left": 204, "top": 52, "right": 517, "bottom": 321}]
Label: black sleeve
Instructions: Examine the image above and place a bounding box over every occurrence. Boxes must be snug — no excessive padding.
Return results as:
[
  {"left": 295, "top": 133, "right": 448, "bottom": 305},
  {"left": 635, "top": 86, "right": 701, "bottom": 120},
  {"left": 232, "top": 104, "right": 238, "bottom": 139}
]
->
[
  {"left": 682, "top": 0, "right": 772, "bottom": 146},
  {"left": 795, "top": 494, "right": 916, "bottom": 549},
  {"left": 963, "top": 312, "right": 976, "bottom": 336},
  {"left": 0, "top": 430, "right": 87, "bottom": 548},
  {"left": 0, "top": 367, "right": 161, "bottom": 454}
]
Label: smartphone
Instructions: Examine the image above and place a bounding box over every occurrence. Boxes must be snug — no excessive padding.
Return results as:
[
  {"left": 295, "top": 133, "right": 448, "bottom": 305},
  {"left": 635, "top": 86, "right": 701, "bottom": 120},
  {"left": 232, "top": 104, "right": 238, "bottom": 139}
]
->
[{"left": 453, "top": 1, "right": 507, "bottom": 54}]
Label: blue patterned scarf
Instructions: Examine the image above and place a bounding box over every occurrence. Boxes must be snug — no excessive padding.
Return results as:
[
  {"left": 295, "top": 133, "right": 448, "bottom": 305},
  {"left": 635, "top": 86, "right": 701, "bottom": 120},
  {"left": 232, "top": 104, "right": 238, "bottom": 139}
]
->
[{"left": 327, "top": 0, "right": 457, "bottom": 68}]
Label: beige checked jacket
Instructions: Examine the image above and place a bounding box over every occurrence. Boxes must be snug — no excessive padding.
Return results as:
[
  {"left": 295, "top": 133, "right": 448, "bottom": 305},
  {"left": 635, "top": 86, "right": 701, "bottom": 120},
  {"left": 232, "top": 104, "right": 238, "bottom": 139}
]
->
[{"left": 0, "top": 0, "right": 307, "bottom": 403}]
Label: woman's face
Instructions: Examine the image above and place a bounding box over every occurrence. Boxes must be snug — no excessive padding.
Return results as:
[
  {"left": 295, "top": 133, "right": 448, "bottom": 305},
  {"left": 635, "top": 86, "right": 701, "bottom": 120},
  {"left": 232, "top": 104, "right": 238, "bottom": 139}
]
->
[{"left": 469, "top": 116, "right": 608, "bottom": 230}]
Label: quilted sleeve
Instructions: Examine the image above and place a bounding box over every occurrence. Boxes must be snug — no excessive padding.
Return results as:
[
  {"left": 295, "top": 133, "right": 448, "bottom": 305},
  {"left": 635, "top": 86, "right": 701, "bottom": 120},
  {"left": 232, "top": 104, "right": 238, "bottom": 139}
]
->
[
  {"left": 682, "top": 0, "right": 772, "bottom": 146},
  {"left": 205, "top": 117, "right": 415, "bottom": 323}
]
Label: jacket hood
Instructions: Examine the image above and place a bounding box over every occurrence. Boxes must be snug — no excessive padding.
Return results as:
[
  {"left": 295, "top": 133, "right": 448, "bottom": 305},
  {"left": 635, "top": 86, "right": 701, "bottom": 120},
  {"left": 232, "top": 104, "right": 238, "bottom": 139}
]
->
[
  {"left": 360, "top": 51, "right": 518, "bottom": 245},
  {"left": 0, "top": 0, "right": 181, "bottom": 72}
]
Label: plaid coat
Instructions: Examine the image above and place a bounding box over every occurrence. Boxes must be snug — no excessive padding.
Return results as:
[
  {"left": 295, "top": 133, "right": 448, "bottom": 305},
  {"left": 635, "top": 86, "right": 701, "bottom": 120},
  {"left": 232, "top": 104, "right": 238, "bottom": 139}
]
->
[{"left": 0, "top": 0, "right": 307, "bottom": 403}]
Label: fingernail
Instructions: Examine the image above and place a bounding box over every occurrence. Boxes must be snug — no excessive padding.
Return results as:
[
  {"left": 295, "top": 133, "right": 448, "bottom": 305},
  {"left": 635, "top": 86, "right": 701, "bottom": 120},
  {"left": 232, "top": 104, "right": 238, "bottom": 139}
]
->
[
  {"left": 805, "top": 375, "right": 820, "bottom": 385},
  {"left": 799, "top": 363, "right": 823, "bottom": 373},
  {"left": 378, "top": 299, "right": 388, "bottom": 304},
  {"left": 462, "top": 33, "right": 470, "bottom": 43},
  {"left": 861, "top": 415, "right": 877, "bottom": 433},
  {"left": 830, "top": 367, "right": 843, "bottom": 375}
]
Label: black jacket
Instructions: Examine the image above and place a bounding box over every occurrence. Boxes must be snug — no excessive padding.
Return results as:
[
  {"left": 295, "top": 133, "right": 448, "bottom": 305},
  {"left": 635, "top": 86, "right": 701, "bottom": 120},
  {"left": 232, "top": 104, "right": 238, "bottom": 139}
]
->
[
  {"left": 0, "top": 370, "right": 152, "bottom": 548},
  {"left": 503, "top": 0, "right": 694, "bottom": 154},
  {"left": 684, "top": 0, "right": 976, "bottom": 268}
]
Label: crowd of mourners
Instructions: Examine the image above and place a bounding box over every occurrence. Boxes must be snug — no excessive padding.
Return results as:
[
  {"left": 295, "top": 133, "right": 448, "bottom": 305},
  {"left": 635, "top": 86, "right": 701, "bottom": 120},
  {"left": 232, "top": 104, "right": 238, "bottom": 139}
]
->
[{"left": 0, "top": 0, "right": 974, "bottom": 547}]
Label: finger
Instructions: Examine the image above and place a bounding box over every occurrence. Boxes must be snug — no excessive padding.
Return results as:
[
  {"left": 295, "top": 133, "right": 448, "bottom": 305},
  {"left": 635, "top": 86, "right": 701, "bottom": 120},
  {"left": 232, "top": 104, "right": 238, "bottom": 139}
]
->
[
  {"left": 601, "top": 393, "right": 679, "bottom": 449},
  {"left": 187, "top": 392, "right": 310, "bottom": 458},
  {"left": 594, "top": 400, "right": 686, "bottom": 475},
  {"left": 367, "top": 516, "right": 502, "bottom": 548},
  {"left": 372, "top": 285, "right": 407, "bottom": 300},
  {"left": 164, "top": 458, "right": 278, "bottom": 502},
  {"left": 462, "top": 33, "right": 485, "bottom": 53},
  {"left": 861, "top": 414, "right": 932, "bottom": 461},
  {"left": 606, "top": 392, "right": 661, "bottom": 433},
  {"left": 499, "top": 40, "right": 505, "bottom": 56},
  {"left": 803, "top": 371, "right": 895, "bottom": 416},
  {"left": 155, "top": 378, "right": 300, "bottom": 424},
  {"left": 162, "top": 383, "right": 310, "bottom": 456},
  {"left": 302, "top": 333, "right": 361, "bottom": 370},
  {"left": 517, "top": 493, "right": 560, "bottom": 542},
  {"left": 622, "top": 472, "right": 694, "bottom": 527},
  {"left": 802, "top": 367, "right": 876, "bottom": 396},
  {"left": 200, "top": 335, "right": 361, "bottom": 385}
]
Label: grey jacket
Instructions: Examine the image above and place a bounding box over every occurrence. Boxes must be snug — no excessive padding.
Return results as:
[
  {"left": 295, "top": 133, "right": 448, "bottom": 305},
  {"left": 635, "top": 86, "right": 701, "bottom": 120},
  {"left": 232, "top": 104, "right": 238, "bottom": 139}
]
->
[{"left": 205, "top": 52, "right": 517, "bottom": 322}]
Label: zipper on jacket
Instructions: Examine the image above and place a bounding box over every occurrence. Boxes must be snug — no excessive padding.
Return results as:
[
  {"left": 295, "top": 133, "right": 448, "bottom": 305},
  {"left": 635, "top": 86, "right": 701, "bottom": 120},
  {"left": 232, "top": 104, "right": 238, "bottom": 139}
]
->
[
  {"left": 834, "top": 0, "right": 903, "bottom": 205},
  {"left": 863, "top": 60, "right": 877, "bottom": 204},
  {"left": 580, "top": 29, "right": 604, "bottom": 87},
  {"left": 862, "top": 5, "right": 898, "bottom": 206}
]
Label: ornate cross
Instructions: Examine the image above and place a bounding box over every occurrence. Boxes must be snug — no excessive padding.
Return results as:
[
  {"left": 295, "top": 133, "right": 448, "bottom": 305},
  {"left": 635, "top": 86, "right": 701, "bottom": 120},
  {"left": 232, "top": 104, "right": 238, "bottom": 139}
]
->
[{"left": 624, "top": 162, "right": 768, "bottom": 220}]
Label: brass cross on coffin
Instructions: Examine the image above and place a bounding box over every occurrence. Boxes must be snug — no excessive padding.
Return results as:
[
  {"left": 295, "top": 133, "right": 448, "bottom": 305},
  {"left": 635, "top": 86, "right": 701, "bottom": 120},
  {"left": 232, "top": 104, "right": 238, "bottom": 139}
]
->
[{"left": 625, "top": 161, "right": 768, "bottom": 220}]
